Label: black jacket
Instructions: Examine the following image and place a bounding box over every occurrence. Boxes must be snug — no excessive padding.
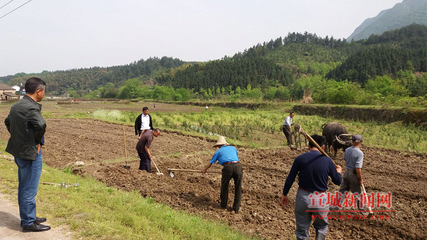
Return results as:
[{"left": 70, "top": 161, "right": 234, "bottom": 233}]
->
[
  {"left": 134, "top": 113, "right": 153, "bottom": 136},
  {"left": 5, "top": 95, "right": 46, "bottom": 160}
]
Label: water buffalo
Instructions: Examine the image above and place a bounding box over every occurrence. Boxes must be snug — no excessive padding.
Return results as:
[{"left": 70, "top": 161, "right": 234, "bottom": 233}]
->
[{"left": 321, "top": 122, "right": 353, "bottom": 157}]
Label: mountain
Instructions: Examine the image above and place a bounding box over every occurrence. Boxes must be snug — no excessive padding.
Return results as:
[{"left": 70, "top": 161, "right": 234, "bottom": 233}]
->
[{"left": 347, "top": 0, "right": 427, "bottom": 41}]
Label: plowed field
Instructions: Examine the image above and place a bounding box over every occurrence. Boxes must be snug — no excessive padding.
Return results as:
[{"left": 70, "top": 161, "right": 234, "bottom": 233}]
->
[{"left": 1, "top": 113, "right": 426, "bottom": 239}]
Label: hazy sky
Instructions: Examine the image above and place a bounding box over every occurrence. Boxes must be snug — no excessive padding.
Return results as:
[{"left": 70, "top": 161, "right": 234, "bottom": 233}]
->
[{"left": 0, "top": 0, "right": 403, "bottom": 76}]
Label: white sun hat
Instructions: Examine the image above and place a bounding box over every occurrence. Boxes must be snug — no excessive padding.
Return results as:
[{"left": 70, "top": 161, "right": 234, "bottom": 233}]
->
[{"left": 213, "top": 136, "right": 228, "bottom": 147}]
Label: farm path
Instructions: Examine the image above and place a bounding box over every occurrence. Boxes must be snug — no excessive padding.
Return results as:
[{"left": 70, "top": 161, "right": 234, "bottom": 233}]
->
[{"left": 0, "top": 192, "right": 72, "bottom": 240}]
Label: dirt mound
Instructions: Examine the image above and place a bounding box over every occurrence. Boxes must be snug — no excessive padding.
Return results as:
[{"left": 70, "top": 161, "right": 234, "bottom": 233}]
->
[{"left": 1, "top": 118, "right": 426, "bottom": 239}]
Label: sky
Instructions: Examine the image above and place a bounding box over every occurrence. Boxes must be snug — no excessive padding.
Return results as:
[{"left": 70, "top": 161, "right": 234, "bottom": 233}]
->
[{"left": 0, "top": 0, "right": 403, "bottom": 77}]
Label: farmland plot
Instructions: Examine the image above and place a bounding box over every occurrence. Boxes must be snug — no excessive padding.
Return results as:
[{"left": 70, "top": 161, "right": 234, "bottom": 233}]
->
[{"left": 0, "top": 114, "right": 425, "bottom": 239}]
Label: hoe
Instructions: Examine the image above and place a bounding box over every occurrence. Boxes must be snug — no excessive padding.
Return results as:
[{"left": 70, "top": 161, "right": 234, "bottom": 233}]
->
[
  {"left": 122, "top": 125, "right": 130, "bottom": 170},
  {"left": 167, "top": 168, "right": 221, "bottom": 178}
]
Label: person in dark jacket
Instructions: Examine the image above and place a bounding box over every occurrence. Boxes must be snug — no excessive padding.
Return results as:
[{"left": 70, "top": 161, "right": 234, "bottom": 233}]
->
[
  {"left": 134, "top": 106, "right": 153, "bottom": 139},
  {"left": 281, "top": 135, "right": 342, "bottom": 240},
  {"left": 4, "top": 77, "right": 50, "bottom": 232}
]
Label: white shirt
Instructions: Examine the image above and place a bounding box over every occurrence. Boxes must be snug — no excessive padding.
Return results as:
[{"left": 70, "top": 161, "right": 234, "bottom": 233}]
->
[
  {"left": 140, "top": 114, "right": 151, "bottom": 130},
  {"left": 283, "top": 115, "right": 292, "bottom": 126}
]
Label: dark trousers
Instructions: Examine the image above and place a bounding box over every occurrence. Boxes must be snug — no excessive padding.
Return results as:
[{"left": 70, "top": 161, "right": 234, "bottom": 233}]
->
[
  {"left": 138, "top": 151, "right": 151, "bottom": 173},
  {"left": 283, "top": 126, "right": 292, "bottom": 146},
  {"left": 221, "top": 162, "right": 243, "bottom": 212},
  {"left": 15, "top": 150, "right": 43, "bottom": 227},
  {"left": 338, "top": 170, "right": 362, "bottom": 209}
]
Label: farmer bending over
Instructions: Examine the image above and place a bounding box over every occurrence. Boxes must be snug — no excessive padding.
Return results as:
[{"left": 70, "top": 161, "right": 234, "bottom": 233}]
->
[{"left": 202, "top": 136, "right": 243, "bottom": 213}]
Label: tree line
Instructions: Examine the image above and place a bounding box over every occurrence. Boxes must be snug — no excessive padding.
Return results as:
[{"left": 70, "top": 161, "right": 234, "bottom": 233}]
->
[
  {"left": 6, "top": 57, "right": 184, "bottom": 96},
  {"left": 155, "top": 57, "right": 293, "bottom": 90}
]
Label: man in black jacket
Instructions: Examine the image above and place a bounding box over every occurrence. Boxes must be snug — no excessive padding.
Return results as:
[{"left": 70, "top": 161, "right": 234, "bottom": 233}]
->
[
  {"left": 134, "top": 106, "right": 153, "bottom": 139},
  {"left": 5, "top": 77, "right": 50, "bottom": 232}
]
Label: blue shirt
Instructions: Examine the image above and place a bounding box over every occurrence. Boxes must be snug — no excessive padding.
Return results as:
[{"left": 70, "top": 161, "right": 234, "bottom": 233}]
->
[
  {"left": 283, "top": 150, "right": 342, "bottom": 195},
  {"left": 343, "top": 146, "right": 364, "bottom": 170},
  {"left": 210, "top": 146, "right": 239, "bottom": 166}
]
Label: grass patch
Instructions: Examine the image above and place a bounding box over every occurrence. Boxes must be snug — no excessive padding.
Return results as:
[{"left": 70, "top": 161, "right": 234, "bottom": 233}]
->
[
  {"left": 0, "top": 142, "right": 255, "bottom": 240},
  {"left": 91, "top": 108, "right": 427, "bottom": 153}
]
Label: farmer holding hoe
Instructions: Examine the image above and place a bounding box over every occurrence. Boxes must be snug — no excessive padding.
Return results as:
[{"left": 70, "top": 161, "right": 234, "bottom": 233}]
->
[
  {"left": 281, "top": 134, "right": 342, "bottom": 240},
  {"left": 337, "top": 134, "right": 365, "bottom": 212},
  {"left": 136, "top": 128, "right": 161, "bottom": 173},
  {"left": 202, "top": 136, "right": 243, "bottom": 213}
]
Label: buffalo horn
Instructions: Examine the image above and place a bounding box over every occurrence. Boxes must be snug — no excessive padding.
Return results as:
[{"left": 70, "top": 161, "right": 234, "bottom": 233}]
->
[{"left": 335, "top": 135, "right": 346, "bottom": 145}]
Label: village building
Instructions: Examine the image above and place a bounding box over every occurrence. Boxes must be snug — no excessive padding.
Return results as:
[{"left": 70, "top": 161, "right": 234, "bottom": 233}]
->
[{"left": 0, "top": 83, "right": 19, "bottom": 101}]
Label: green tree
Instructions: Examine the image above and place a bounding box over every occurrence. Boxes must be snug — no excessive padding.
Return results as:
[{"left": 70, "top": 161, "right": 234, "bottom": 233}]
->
[
  {"left": 66, "top": 87, "right": 79, "bottom": 98},
  {"left": 103, "top": 83, "right": 118, "bottom": 98},
  {"left": 176, "top": 88, "right": 192, "bottom": 101},
  {"left": 264, "top": 87, "right": 277, "bottom": 100},
  {"left": 275, "top": 86, "right": 290, "bottom": 101},
  {"left": 365, "top": 75, "right": 408, "bottom": 97},
  {"left": 118, "top": 78, "right": 143, "bottom": 99},
  {"left": 153, "top": 86, "right": 174, "bottom": 101}
]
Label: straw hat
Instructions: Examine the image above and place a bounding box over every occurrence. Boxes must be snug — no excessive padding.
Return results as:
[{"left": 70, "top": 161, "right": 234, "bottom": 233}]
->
[{"left": 213, "top": 136, "right": 228, "bottom": 147}]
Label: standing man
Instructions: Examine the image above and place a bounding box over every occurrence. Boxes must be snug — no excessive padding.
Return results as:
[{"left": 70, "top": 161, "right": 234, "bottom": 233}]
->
[
  {"left": 283, "top": 112, "right": 295, "bottom": 147},
  {"left": 202, "top": 136, "right": 243, "bottom": 213},
  {"left": 4, "top": 77, "right": 50, "bottom": 232},
  {"left": 134, "top": 106, "right": 153, "bottom": 139},
  {"left": 281, "top": 135, "right": 342, "bottom": 240},
  {"left": 338, "top": 134, "right": 364, "bottom": 210},
  {"left": 136, "top": 128, "right": 161, "bottom": 173}
]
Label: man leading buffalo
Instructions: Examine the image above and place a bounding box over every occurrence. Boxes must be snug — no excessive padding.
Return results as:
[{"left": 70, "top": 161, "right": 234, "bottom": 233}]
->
[{"left": 283, "top": 112, "right": 295, "bottom": 148}]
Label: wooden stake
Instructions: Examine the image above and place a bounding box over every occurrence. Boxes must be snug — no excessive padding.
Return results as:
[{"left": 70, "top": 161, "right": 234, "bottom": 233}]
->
[{"left": 123, "top": 125, "right": 129, "bottom": 169}]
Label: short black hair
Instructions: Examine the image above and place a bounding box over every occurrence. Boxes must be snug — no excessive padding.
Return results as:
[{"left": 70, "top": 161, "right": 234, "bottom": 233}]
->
[
  {"left": 25, "top": 77, "right": 46, "bottom": 94},
  {"left": 309, "top": 134, "right": 326, "bottom": 148},
  {"left": 290, "top": 112, "right": 294, "bottom": 115},
  {"left": 153, "top": 128, "right": 160, "bottom": 133},
  {"left": 142, "top": 107, "right": 149, "bottom": 111}
]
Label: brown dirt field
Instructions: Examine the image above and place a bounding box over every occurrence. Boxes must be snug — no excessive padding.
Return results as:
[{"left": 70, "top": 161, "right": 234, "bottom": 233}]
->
[
  {"left": 41, "top": 100, "right": 206, "bottom": 116},
  {"left": 1, "top": 114, "right": 426, "bottom": 239}
]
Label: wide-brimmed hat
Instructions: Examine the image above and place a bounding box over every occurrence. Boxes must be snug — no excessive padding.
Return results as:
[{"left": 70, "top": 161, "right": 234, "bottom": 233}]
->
[{"left": 213, "top": 136, "right": 228, "bottom": 147}]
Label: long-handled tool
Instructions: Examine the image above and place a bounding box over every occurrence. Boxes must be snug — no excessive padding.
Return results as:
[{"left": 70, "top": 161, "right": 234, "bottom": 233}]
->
[
  {"left": 361, "top": 183, "right": 374, "bottom": 218},
  {"left": 123, "top": 125, "right": 130, "bottom": 170},
  {"left": 295, "top": 124, "right": 336, "bottom": 165},
  {"left": 167, "top": 168, "right": 221, "bottom": 178},
  {"left": 151, "top": 157, "right": 163, "bottom": 176},
  {"left": 42, "top": 182, "right": 80, "bottom": 188},
  {"left": 296, "top": 124, "right": 374, "bottom": 217}
]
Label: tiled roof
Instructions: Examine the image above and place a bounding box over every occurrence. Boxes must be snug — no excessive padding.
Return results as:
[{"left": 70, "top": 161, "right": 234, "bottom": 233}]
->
[{"left": 0, "top": 83, "right": 15, "bottom": 90}]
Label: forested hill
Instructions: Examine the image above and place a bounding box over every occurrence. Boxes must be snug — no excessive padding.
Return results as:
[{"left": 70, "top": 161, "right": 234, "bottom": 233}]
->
[
  {"left": 156, "top": 57, "right": 293, "bottom": 91},
  {"left": 347, "top": 0, "right": 427, "bottom": 41},
  {"left": 4, "top": 57, "right": 185, "bottom": 96},
  {"left": 157, "top": 24, "right": 427, "bottom": 89},
  {"left": 327, "top": 24, "right": 427, "bottom": 85}
]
